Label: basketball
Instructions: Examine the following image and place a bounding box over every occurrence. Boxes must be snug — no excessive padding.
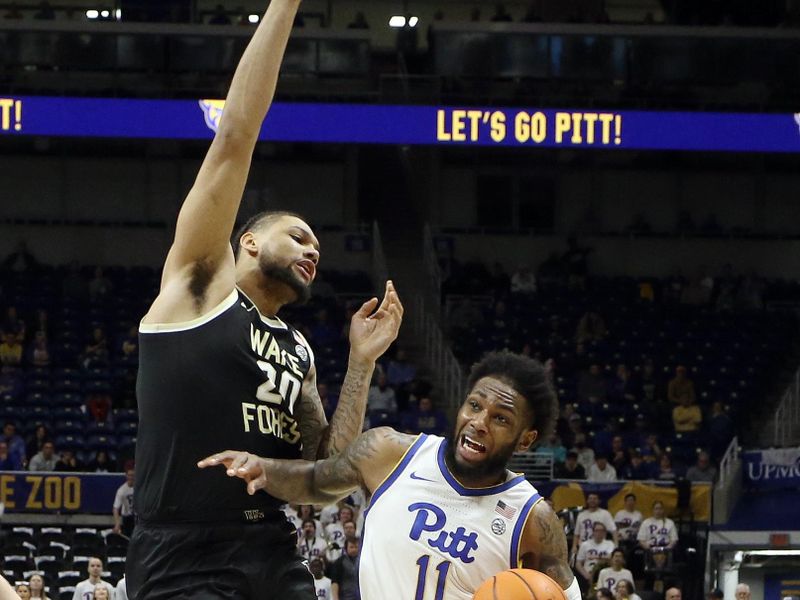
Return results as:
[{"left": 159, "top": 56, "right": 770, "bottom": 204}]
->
[{"left": 473, "top": 569, "right": 567, "bottom": 600}]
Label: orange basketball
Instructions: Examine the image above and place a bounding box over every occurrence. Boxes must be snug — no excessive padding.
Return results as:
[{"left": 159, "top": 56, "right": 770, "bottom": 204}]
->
[{"left": 472, "top": 569, "right": 567, "bottom": 600}]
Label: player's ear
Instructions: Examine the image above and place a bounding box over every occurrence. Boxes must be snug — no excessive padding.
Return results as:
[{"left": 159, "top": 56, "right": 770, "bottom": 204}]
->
[
  {"left": 517, "top": 428, "right": 537, "bottom": 453},
  {"left": 240, "top": 231, "right": 259, "bottom": 256}
]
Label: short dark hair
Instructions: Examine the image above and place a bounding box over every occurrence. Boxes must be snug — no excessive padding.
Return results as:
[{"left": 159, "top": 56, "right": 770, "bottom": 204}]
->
[
  {"left": 232, "top": 210, "right": 306, "bottom": 259},
  {"left": 466, "top": 351, "right": 558, "bottom": 437},
  {"left": 566, "top": 451, "right": 578, "bottom": 460},
  {"left": 301, "top": 519, "right": 316, "bottom": 528},
  {"left": 625, "top": 493, "right": 636, "bottom": 501},
  {"left": 596, "top": 589, "right": 614, "bottom": 600}
]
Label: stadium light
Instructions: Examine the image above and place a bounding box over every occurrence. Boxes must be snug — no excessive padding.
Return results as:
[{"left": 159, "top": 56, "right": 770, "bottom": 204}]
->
[
  {"left": 100, "top": 10, "right": 110, "bottom": 18},
  {"left": 408, "top": 16, "right": 419, "bottom": 27},
  {"left": 248, "top": 14, "right": 260, "bottom": 23},
  {"left": 86, "top": 9, "right": 99, "bottom": 19},
  {"left": 388, "top": 15, "right": 405, "bottom": 27},
  {"left": 115, "top": 9, "right": 122, "bottom": 20}
]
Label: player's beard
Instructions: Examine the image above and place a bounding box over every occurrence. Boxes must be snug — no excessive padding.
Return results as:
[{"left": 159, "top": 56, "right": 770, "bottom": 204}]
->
[
  {"left": 259, "top": 255, "right": 311, "bottom": 305},
  {"left": 444, "top": 430, "right": 516, "bottom": 485}
]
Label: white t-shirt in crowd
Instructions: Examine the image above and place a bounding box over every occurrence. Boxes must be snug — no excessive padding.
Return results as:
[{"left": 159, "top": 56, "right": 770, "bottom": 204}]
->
[
  {"left": 298, "top": 535, "right": 328, "bottom": 562},
  {"left": 637, "top": 517, "right": 679, "bottom": 548},
  {"left": 319, "top": 504, "right": 340, "bottom": 527},
  {"left": 314, "top": 575, "right": 333, "bottom": 600},
  {"left": 115, "top": 577, "right": 128, "bottom": 600},
  {"left": 72, "top": 579, "right": 115, "bottom": 600},
  {"left": 575, "top": 508, "right": 617, "bottom": 542},
  {"left": 113, "top": 483, "right": 134, "bottom": 517},
  {"left": 597, "top": 567, "right": 635, "bottom": 591},
  {"left": 576, "top": 539, "right": 615, "bottom": 573},
  {"left": 614, "top": 509, "right": 643, "bottom": 541},
  {"left": 588, "top": 464, "right": 618, "bottom": 482}
]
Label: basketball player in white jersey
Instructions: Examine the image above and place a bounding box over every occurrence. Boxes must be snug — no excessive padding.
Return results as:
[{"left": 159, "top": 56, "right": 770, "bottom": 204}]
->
[{"left": 200, "top": 351, "right": 582, "bottom": 600}]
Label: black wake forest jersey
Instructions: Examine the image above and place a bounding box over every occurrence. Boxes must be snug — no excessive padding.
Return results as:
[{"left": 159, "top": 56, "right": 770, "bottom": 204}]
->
[{"left": 134, "top": 288, "right": 314, "bottom": 523}]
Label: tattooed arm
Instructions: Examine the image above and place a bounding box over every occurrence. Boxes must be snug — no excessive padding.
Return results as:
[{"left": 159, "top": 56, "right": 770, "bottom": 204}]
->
[
  {"left": 520, "top": 500, "right": 578, "bottom": 595},
  {"left": 198, "top": 427, "right": 416, "bottom": 504},
  {"left": 297, "top": 281, "right": 403, "bottom": 460}
]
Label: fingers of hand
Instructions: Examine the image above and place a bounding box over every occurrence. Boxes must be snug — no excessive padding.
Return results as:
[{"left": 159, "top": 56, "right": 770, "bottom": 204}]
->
[
  {"left": 197, "top": 451, "right": 237, "bottom": 468},
  {"left": 356, "top": 297, "right": 379, "bottom": 319},
  {"left": 227, "top": 453, "right": 252, "bottom": 476},
  {"left": 248, "top": 474, "right": 267, "bottom": 495}
]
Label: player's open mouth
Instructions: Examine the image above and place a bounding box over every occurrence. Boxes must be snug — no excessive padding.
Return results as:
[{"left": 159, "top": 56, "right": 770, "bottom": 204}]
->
[
  {"left": 294, "top": 260, "right": 315, "bottom": 282},
  {"left": 460, "top": 434, "right": 487, "bottom": 458}
]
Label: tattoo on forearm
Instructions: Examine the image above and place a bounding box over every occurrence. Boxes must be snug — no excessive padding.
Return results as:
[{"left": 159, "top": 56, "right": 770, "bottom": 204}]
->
[
  {"left": 298, "top": 379, "right": 327, "bottom": 461},
  {"left": 324, "top": 361, "right": 372, "bottom": 457},
  {"left": 534, "top": 507, "right": 574, "bottom": 589}
]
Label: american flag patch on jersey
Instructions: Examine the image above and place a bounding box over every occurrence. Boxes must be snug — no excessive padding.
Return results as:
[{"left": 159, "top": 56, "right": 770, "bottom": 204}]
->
[{"left": 495, "top": 500, "right": 517, "bottom": 519}]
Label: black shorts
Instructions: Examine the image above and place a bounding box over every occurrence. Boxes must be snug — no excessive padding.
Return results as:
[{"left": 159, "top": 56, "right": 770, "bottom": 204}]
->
[{"left": 126, "top": 518, "right": 315, "bottom": 600}]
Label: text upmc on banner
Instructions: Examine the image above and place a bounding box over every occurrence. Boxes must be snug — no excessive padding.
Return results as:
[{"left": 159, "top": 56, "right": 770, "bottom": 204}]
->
[
  {"left": 742, "top": 447, "right": 800, "bottom": 489},
  {"left": 1, "top": 95, "right": 800, "bottom": 153}
]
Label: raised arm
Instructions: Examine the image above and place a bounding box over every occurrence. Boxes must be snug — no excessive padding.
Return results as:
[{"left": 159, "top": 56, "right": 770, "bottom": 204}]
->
[
  {"left": 296, "top": 282, "right": 403, "bottom": 460},
  {"left": 198, "top": 427, "right": 415, "bottom": 504},
  {"left": 521, "top": 501, "right": 581, "bottom": 600},
  {"left": 157, "top": 0, "right": 301, "bottom": 303}
]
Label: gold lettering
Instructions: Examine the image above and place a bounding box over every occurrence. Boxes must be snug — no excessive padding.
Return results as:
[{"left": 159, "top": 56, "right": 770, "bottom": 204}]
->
[
  {"left": 436, "top": 110, "right": 451, "bottom": 141},
  {"left": 26, "top": 476, "right": 42, "bottom": 509},
  {"left": 1, "top": 475, "right": 15, "bottom": 509}
]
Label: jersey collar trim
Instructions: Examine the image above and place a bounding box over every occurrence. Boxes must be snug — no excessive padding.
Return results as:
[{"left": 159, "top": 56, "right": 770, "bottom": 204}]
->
[
  {"left": 365, "top": 433, "right": 428, "bottom": 518},
  {"left": 236, "top": 286, "right": 288, "bottom": 329},
  {"left": 435, "top": 439, "right": 527, "bottom": 497}
]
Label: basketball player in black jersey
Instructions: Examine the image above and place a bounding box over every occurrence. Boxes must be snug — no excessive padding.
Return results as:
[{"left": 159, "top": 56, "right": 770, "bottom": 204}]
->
[{"left": 126, "top": 1, "right": 403, "bottom": 598}]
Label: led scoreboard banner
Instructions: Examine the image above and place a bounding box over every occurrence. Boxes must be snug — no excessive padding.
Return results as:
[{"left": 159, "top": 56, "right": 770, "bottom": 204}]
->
[{"left": 1, "top": 95, "right": 800, "bottom": 153}]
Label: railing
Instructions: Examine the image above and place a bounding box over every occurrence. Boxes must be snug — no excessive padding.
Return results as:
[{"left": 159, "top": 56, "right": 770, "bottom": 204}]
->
[
  {"left": 413, "top": 294, "right": 465, "bottom": 413},
  {"left": 371, "top": 220, "right": 388, "bottom": 295},
  {"left": 508, "top": 451, "right": 554, "bottom": 481},
  {"left": 773, "top": 367, "right": 800, "bottom": 447},
  {"left": 717, "top": 436, "right": 739, "bottom": 487}
]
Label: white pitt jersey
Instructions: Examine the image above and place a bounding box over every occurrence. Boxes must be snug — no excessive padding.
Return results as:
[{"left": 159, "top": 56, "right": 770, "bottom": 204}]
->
[{"left": 360, "top": 435, "right": 543, "bottom": 600}]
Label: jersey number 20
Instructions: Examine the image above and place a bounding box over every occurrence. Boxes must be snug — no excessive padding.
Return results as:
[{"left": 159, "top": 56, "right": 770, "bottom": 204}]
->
[{"left": 256, "top": 360, "right": 301, "bottom": 414}]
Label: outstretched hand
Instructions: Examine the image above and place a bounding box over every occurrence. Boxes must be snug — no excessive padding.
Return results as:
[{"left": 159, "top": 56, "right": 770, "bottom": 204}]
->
[
  {"left": 348, "top": 280, "right": 404, "bottom": 364},
  {"left": 197, "top": 451, "right": 268, "bottom": 496}
]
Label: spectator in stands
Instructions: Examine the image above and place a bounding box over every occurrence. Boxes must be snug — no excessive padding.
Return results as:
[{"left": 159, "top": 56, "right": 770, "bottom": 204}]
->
[
  {"left": 555, "top": 450, "right": 585, "bottom": 479},
  {"left": 576, "top": 522, "right": 615, "bottom": 587},
  {"left": 708, "top": 401, "right": 734, "bottom": 460},
  {"left": 657, "top": 454, "right": 677, "bottom": 480},
  {"left": 0, "top": 333, "right": 22, "bottom": 367},
  {"left": 2, "top": 306, "right": 26, "bottom": 343},
  {"left": 0, "top": 442, "right": 16, "bottom": 470},
  {"left": 672, "top": 393, "right": 702, "bottom": 433},
  {"left": 115, "top": 576, "right": 128, "bottom": 600},
  {"left": 639, "top": 359, "right": 660, "bottom": 404},
  {"left": 120, "top": 326, "right": 138, "bottom": 362},
  {"left": 208, "top": 4, "right": 231, "bottom": 24},
  {"left": 308, "top": 557, "right": 332, "bottom": 599},
  {"left": 614, "top": 494, "right": 642, "bottom": 545},
  {"left": 25, "top": 424, "right": 49, "bottom": 461},
  {"left": 706, "top": 589, "right": 723, "bottom": 600},
  {"left": 622, "top": 450, "right": 651, "bottom": 480},
  {"left": 576, "top": 312, "right": 607, "bottom": 344},
  {"left": 574, "top": 492, "right": 618, "bottom": 551},
  {"left": 28, "top": 574, "right": 48, "bottom": 599},
  {"left": 33, "top": 308, "right": 49, "bottom": 338},
  {"left": 735, "top": 584, "right": 751, "bottom": 599},
  {"left": 82, "top": 327, "right": 110, "bottom": 368},
  {"left": 638, "top": 501, "right": 678, "bottom": 552},
  {"left": 15, "top": 582, "right": 31, "bottom": 599},
  {"left": 613, "top": 580, "right": 641, "bottom": 600},
  {"left": 367, "top": 372, "right": 397, "bottom": 414},
  {"left": 511, "top": 265, "right": 537, "bottom": 295},
  {"left": 668, "top": 366, "right": 695, "bottom": 405},
  {"left": 597, "top": 549, "right": 634, "bottom": 593},
  {"left": 33, "top": 1, "right": 55, "bottom": 20},
  {"left": 400, "top": 396, "right": 448, "bottom": 436},
  {"left": 571, "top": 433, "right": 596, "bottom": 472},
  {"left": 610, "top": 365, "right": 637, "bottom": 403},
  {"left": 28, "top": 331, "right": 51, "bottom": 367},
  {"left": 665, "top": 587, "right": 682, "bottom": 600},
  {"left": 610, "top": 436, "right": 628, "bottom": 472},
  {"left": 536, "top": 433, "right": 567, "bottom": 464},
  {"left": 596, "top": 590, "right": 613, "bottom": 600},
  {"left": 29, "top": 440, "right": 57, "bottom": 471},
  {"left": 113, "top": 469, "right": 135, "bottom": 537},
  {"left": 588, "top": 455, "right": 617, "bottom": 482},
  {"left": 87, "top": 391, "right": 112, "bottom": 423},
  {"left": 686, "top": 451, "right": 717, "bottom": 482},
  {"left": 73, "top": 558, "right": 114, "bottom": 600},
  {"left": 88, "top": 450, "right": 115, "bottom": 472},
  {"left": 1, "top": 423, "right": 25, "bottom": 470},
  {"left": 298, "top": 519, "right": 327, "bottom": 562},
  {"left": 55, "top": 449, "right": 84, "bottom": 472},
  {"left": 330, "top": 537, "right": 360, "bottom": 600},
  {"left": 578, "top": 364, "right": 607, "bottom": 404}
]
